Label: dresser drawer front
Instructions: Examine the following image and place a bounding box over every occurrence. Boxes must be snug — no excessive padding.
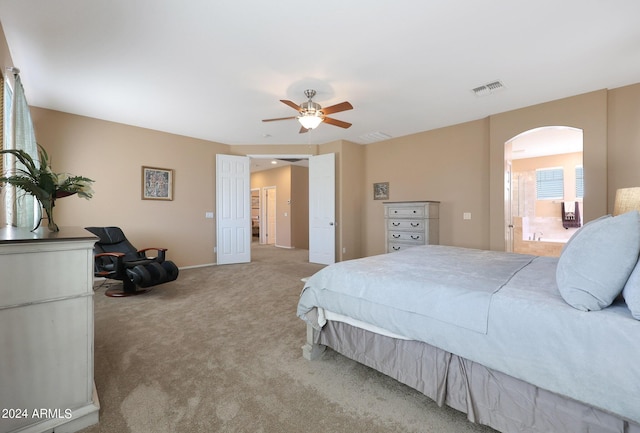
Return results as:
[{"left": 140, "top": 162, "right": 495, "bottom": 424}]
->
[
  {"left": 388, "top": 231, "right": 424, "bottom": 243},
  {"left": 387, "top": 206, "right": 424, "bottom": 218},
  {"left": 387, "top": 219, "right": 425, "bottom": 231},
  {"left": 388, "top": 242, "right": 420, "bottom": 252}
]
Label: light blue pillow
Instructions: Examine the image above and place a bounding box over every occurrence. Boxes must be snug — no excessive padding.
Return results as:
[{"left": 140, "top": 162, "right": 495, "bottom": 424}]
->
[
  {"left": 622, "top": 260, "right": 640, "bottom": 319},
  {"left": 556, "top": 210, "right": 640, "bottom": 311},
  {"left": 560, "top": 214, "right": 611, "bottom": 254}
]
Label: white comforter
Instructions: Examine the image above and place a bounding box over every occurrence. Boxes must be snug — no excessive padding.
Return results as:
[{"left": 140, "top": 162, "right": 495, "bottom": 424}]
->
[{"left": 297, "top": 245, "right": 640, "bottom": 423}]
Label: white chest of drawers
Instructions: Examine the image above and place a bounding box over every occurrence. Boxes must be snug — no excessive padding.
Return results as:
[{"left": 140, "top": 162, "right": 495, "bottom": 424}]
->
[
  {"left": 0, "top": 227, "right": 100, "bottom": 433},
  {"left": 384, "top": 201, "right": 439, "bottom": 252}
]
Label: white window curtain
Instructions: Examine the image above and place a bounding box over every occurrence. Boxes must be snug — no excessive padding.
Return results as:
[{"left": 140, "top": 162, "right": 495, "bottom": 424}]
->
[
  {"left": 3, "top": 74, "right": 38, "bottom": 228},
  {"left": 1, "top": 79, "right": 12, "bottom": 227}
]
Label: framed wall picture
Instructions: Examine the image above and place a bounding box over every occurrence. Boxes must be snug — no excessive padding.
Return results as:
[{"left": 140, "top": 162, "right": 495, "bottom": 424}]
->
[
  {"left": 373, "top": 182, "right": 389, "bottom": 200},
  {"left": 142, "top": 166, "right": 174, "bottom": 200}
]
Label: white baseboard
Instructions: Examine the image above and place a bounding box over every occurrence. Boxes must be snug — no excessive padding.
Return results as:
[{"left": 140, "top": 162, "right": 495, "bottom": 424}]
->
[{"left": 179, "top": 263, "right": 216, "bottom": 270}]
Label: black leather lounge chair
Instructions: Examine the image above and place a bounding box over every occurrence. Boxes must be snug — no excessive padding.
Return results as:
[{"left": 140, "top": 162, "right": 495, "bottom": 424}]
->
[{"left": 86, "top": 226, "right": 179, "bottom": 297}]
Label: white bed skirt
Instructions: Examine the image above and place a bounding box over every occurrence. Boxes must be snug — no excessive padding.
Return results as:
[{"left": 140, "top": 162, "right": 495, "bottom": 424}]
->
[{"left": 313, "top": 320, "right": 640, "bottom": 433}]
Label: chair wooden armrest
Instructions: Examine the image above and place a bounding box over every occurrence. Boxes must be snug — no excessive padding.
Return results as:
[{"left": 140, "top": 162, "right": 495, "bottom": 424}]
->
[
  {"left": 137, "top": 247, "right": 167, "bottom": 261},
  {"left": 95, "top": 252, "right": 125, "bottom": 258}
]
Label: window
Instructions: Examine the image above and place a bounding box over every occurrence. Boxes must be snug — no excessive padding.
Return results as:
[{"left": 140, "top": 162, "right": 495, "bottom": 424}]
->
[
  {"left": 2, "top": 74, "right": 38, "bottom": 228},
  {"left": 536, "top": 167, "right": 564, "bottom": 200},
  {"left": 576, "top": 166, "right": 584, "bottom": 199}
]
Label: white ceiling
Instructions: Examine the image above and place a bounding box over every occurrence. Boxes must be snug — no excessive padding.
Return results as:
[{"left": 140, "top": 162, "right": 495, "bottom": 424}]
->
[{"left": 0, "top": 0, "right": 639, "bottom": 146}]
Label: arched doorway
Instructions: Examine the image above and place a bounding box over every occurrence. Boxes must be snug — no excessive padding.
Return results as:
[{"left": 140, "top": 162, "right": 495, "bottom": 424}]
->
[{"left": 505, "top": 126, "right": 583, "bottom": 256}]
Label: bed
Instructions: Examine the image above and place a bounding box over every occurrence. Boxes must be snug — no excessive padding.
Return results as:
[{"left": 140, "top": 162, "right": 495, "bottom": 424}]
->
[{"left": 297, "top": 211, "right": 640, "bottom": 433}]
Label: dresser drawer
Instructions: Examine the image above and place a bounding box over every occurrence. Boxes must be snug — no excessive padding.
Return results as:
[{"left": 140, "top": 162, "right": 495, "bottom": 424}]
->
[
  {"left": 387, "top": 219, "right": 425, "bottom": 231},
  {"left": 388, "top": 231, "right": 424, "bottom": 243},
  {"left": 386, "top": 205, "right": 424, "bottom": 218},
  {"left": 388, "top": 242, "right": 420, "bottom": 252}
]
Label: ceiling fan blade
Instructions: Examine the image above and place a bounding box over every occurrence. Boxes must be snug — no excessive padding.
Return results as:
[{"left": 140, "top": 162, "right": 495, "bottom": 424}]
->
[
  {"left": 321, "top": 101, "right": 353, "bottom": 115},
  {"left": 322, "top": 116, "right": 352, "bottom": 129},
  {"left": 280, "top": 100, "right": 302, "bottom": 112},
  {"left": 299, "top": 126, "right": 309, "bottom": 134},
  {"left": 262, "top": 116, "right": 297, "bottom": 122}
]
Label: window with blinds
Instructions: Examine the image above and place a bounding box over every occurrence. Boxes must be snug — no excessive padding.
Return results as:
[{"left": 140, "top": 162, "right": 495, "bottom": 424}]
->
[
  {"left": 536, "top": 167, "right": 564, "bottom": 200},
  {"left": 576, "top": 166, "right": 584, "bottom": 198}
]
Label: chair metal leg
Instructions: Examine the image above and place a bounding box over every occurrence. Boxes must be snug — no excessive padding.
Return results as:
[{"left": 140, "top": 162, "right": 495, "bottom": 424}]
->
[{"left": 104, "top": 277, "right": 151, "bottom": 297}]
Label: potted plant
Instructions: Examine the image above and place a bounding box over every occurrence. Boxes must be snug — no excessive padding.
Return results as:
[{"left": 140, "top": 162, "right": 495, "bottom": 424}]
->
[{"left": 0, "top": 144, "right": 94, "bottom": 231}]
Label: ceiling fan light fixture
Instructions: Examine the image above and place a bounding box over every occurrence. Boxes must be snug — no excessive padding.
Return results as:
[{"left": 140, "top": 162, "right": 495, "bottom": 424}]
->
[
  {"left": 297, "top": 112, "right": 323, "bottom": 129},
  {"left": 263, "top": 89, "right": 352, "bottom": 133}
]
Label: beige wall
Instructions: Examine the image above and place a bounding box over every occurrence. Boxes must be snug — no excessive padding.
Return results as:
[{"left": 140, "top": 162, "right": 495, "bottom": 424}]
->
[
  {"left": 362, "top": 119, "right": 490, "bottom": 256},
  {"left": 336, "top": 140, "right": 365, "bottom": 261},
  {"left": 290, "top": 165, "right": 309, "bottom": 250},
  {"left": 30, "top": 108, "right": 229, "bottom": 268},
  {"left": 19, "top": 89, "right": 640, "bottom": 266},
  {"left": 607, "top": 83, "right": 640, "bottom": 210},
  {"left": 228, "top": 144, "right": 318, "bottom": 157},
  {"left": 18, "top": 86, "right": 640, "bottom": 265}
]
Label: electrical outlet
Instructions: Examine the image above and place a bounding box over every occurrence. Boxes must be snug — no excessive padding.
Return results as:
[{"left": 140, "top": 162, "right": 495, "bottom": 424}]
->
[
  {"left": 463, "top": 212, "right": 472, "bottom": 220},
  {"left": 205, "top": 212, "right": 214, "bottom": 219}
]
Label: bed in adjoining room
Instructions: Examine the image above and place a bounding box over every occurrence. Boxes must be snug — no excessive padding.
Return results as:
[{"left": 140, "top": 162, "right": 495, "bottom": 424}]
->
[{"left": 297, "top": 209, "right": 640, "bottom": 433}]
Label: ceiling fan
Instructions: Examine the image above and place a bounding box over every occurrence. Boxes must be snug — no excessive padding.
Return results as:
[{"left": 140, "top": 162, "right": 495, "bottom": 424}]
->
[{"left": 262, "top": 89, "right": 353, "bottom": 133}]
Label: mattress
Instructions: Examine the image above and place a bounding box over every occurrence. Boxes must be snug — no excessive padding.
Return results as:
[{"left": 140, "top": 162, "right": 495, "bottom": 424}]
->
[{"left": 298, "top": 245, "right": 640, "bottom": 423}]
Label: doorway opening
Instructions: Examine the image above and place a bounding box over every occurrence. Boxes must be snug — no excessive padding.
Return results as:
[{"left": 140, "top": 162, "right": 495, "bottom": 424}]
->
[
  {"left": 217, "top": 153, "right": 335, "bottom": 265},
  {"left": 248, "top": 154, "right": 311, "bottom": 251},
  {"left": 505, "top": 126, "right": 584, "bottom": 257}
]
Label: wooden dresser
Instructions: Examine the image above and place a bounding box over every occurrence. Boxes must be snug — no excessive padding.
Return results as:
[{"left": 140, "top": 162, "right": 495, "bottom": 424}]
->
[
  {"left": 0, "top": 227, "right": 99, "bottom": 433},
  {"left": 384, "top": 201, "right": 440, "bottom": 252}
]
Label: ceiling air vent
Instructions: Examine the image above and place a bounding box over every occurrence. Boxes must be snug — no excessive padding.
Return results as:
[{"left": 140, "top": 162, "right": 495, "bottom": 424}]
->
[
  {"left": 472, "top": 80, "right": 505, "bottom": 97},
  {"left": 356, "top": 131, "right": 392, "bottom": 144}
]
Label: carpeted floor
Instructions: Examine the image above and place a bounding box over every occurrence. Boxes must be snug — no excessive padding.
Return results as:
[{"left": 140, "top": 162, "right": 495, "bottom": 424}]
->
[{"left": 79, "top": 244, "right": 498, "bottom": 433}]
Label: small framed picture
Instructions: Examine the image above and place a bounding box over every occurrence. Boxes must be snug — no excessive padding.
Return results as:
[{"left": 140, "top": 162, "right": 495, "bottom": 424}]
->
[
  {"left": 142, "top": 166, "right": 174, "bottom": 200},
  {"left": 373, "top": 182, "right": 389, "bottom": 200}
]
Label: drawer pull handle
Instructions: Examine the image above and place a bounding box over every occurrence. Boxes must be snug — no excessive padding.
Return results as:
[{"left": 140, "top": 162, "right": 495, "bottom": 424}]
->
[
  {"left": 393, "top": 234, "right": 400, "bottom": 238},
  {"left": 392, "top": 222, "right": 400, "bottom": 226},
  {"left": 393, "top": 246, "right": 401, "bottom": 251},
  {"left": 411, "top": 223, "right": 420, "bottom": 227},
  {"left": 411, "top": 235, "right": 420, "bottom": 240},
  {"left": 413, "top": 210, "right": 417, "bottom": 213}
]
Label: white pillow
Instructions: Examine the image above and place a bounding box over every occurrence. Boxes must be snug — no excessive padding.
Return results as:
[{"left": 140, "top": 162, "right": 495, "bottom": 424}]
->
[{"left": 556, "top": 211, "right": 640, "bottom": 311}]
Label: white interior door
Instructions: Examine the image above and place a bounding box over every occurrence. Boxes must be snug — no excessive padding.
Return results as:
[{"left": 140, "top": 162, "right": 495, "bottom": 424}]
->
[
  {"left": 216, "top": 154, "right": 251, "bottom": 264},
  {"left": 309, "top": 153, "right": 335, "bottom": 265}
]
